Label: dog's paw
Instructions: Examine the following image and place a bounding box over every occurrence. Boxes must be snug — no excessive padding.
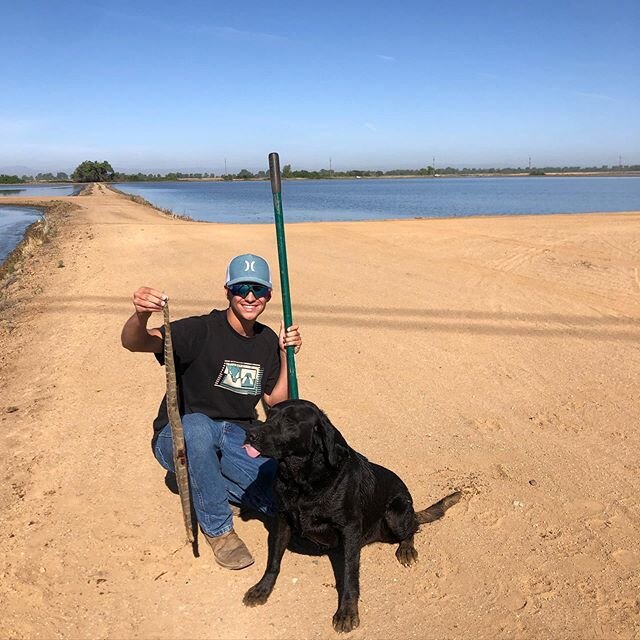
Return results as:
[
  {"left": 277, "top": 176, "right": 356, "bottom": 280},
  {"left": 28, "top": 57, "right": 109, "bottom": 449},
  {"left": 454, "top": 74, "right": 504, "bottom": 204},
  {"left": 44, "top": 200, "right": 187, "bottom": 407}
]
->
[
  {"left": 243, "top": 583, "right": 272, "bottom": 607},
  {"left": 333, "top": 607, "right": 360, "bottom": 633},
  {"left": 395, "top": 542, "right": 418, "bottom": 567}
]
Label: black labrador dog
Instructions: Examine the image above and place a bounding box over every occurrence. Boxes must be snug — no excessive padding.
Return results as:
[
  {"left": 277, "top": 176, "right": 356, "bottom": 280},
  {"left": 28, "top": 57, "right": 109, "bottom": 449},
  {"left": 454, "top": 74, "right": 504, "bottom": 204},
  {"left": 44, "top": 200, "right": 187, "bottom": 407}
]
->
[{"left": 243, "top": 399, "right": 460, "bottom": 633}]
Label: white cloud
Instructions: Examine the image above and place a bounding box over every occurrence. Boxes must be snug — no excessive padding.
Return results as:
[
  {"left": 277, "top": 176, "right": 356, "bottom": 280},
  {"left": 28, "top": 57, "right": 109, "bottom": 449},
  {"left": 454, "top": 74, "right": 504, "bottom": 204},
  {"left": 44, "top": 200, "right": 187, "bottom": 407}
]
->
[
  {"left": 195, "top": 25, "right": 286, "bottom": 43},
  {"left": 571, "top": 91, "right": 614, "bottom": 101},
  {"left": 549, "top": 86, "right": 615, "bottom": 102},
  {"left": 95, "top": 6, "right": 285, "bottom": 43},
  {"left": 376, "top": 54, "right": 395, "bottom": 62}
]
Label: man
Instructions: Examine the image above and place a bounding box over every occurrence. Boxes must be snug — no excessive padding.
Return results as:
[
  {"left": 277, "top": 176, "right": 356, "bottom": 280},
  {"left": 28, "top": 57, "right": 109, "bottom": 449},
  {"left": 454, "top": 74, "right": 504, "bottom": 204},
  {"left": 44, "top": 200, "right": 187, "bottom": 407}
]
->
[{"left": 121, "top": 254, "right": 302, "bottom": 570}]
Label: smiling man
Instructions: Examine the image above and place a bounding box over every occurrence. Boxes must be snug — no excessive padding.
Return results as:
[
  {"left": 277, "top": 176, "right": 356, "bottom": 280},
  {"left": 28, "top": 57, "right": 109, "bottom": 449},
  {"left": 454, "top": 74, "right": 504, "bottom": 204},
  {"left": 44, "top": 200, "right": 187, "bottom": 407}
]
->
[{"left": 121, "top": 254, "right": 302, "bottom": 570}]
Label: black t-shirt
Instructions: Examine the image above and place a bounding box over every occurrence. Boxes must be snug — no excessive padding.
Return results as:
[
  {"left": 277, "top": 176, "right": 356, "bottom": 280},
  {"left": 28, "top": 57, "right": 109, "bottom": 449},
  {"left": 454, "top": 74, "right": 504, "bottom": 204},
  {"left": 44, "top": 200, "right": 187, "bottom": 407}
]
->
[{"left": 152, "top": 309, "right": 281, "bottom": 445}]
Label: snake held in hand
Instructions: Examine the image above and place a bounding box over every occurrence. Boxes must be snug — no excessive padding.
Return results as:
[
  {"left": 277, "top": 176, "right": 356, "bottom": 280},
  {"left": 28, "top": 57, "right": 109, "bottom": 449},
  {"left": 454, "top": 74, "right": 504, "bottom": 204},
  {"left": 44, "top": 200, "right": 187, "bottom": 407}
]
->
[{"left": 163, "top": 300, "right": 194, "bottom": 544}]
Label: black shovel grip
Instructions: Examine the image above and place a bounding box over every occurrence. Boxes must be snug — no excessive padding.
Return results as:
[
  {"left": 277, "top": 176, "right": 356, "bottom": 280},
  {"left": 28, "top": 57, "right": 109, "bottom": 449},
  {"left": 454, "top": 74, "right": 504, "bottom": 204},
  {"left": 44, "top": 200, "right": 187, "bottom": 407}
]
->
[{"left": 269, "top": 152, "right": 281, "bottom": 193}]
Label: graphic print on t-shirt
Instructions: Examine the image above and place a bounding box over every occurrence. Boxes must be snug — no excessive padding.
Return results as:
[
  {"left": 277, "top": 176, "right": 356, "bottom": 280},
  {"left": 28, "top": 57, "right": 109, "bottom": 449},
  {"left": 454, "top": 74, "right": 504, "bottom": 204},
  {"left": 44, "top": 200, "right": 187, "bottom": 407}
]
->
[{"left": 215, "top": 360, "right": 264, "bottom": 395}]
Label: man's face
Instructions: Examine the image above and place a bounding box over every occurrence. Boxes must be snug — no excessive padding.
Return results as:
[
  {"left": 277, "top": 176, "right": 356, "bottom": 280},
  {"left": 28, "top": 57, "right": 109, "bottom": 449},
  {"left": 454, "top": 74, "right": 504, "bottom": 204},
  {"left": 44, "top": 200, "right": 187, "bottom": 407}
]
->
[{"left": 226, "top": 282, "right": 272, "bottom": 322}]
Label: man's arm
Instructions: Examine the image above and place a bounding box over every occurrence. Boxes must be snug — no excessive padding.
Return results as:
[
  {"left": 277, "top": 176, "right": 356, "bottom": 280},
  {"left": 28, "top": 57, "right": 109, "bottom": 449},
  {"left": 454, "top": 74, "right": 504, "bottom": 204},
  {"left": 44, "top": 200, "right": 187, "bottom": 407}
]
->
[
  {"left": 121, "top": 287, "right": 166, "bottom": 353},
  {"left": 262, "top": 323, "right": 302, "bottom": 407}
]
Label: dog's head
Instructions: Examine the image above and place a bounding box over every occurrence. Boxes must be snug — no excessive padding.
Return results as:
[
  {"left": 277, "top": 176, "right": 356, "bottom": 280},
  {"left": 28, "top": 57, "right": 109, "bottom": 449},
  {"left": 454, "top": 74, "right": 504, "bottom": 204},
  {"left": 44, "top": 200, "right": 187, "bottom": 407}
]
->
[{"left": 244, "top": 399, "right": 348, "bottom": 467}]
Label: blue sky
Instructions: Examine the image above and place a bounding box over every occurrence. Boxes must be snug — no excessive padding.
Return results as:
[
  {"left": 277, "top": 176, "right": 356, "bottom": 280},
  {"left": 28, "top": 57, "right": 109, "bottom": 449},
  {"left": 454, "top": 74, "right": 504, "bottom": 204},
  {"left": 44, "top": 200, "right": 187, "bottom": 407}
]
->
[{"left": 1, "top": 0, "right": 638, "bottom": 173}]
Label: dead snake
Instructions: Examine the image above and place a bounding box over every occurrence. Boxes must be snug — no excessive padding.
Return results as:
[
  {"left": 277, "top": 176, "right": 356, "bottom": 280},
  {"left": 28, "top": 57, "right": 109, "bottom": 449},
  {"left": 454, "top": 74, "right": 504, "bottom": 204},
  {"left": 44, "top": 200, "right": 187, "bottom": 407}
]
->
[{"left": 163, "top": 301, "right": 194, "bottom": 543}]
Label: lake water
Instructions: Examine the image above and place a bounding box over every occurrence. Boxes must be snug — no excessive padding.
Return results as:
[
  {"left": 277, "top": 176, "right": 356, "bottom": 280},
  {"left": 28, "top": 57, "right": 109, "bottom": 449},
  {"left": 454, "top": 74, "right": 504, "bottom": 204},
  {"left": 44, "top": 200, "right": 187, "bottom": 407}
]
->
[
  {"left": 0, "top": 206, "right": 43, "bottom": 263},
  {"left": 113, "top": 176, "right": 640, "bottom": 223},
  {"left": 0, "top": 184, "right": 80, "bottom": 197}
]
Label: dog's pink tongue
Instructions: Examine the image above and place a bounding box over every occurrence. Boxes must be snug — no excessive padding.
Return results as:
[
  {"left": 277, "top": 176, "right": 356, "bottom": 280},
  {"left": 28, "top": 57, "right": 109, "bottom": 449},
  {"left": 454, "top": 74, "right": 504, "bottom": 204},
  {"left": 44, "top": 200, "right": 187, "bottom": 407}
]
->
[{"left": 243, "top": 444, "right": 261, "bottom": 459}]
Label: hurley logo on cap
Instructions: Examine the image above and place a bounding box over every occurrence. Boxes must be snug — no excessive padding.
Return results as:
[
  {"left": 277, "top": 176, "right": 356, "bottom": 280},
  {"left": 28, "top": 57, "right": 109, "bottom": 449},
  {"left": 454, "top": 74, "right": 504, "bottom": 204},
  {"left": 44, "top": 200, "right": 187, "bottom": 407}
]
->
[{"left": 225, "top": 253, "right": 272, "bottom": 289}]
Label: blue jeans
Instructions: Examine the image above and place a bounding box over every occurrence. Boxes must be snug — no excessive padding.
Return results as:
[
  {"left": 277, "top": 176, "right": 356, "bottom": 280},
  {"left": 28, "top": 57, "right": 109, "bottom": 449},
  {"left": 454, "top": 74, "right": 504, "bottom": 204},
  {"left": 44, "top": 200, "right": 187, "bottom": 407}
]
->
[{"left": 153, "top": 413, "right": 277, "bottom": 537}]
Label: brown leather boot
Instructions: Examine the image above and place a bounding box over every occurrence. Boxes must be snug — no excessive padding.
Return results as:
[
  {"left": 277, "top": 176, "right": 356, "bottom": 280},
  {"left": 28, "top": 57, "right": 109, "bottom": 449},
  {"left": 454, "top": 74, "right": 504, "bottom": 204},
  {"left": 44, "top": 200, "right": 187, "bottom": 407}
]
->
[{"left": 204, "top": 530, "right": 254, "bottom": 570}]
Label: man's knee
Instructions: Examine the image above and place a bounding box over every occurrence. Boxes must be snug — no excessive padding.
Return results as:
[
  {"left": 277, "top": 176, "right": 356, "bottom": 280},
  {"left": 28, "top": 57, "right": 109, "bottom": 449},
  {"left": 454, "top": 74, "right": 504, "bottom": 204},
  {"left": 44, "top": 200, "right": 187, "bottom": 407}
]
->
[{"left": 181, "top": 413, "right": 222, "bottom": 447}]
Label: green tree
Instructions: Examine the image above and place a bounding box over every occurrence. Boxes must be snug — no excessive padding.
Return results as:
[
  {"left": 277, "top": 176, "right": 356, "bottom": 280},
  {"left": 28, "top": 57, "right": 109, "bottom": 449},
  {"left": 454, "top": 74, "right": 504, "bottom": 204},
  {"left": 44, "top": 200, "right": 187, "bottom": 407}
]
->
[
  {"left": 0, "top": 174, "right": 24, "bottom": 184},
  {"left": 237, "top": 169, "right": 254, "bottom": 180},
  {"left": 71, "top": 160, "right": 115, "bottom": 182},
  {"left": 282, "top": 164, "right": 292, "bottom": 178}
]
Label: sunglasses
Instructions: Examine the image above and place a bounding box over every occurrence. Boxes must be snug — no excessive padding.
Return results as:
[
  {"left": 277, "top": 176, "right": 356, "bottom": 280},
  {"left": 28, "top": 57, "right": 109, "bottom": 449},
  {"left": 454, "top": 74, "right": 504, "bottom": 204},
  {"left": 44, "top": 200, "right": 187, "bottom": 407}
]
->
[{"left": 228, "top": 282, "right": 271, "bottom": 299}]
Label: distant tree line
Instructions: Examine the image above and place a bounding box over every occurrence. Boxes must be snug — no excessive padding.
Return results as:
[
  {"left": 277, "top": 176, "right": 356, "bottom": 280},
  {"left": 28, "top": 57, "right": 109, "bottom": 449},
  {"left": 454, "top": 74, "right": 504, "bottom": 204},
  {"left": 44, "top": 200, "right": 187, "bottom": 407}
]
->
[
  {"left": 210, "top": 163, "right": 640, "bottom": 180},
  {"left": 7, "top": 160, "right": 117, "bottom": 183},
  {"left": 113, "top": 171, "right": 221, "bottom": 181},
  {"left": 440, "top": 165, "right": 640, "bottom": 175},
  {"left": 3, "top": 161, "right": 639, "bottom": 185},
  {"left": 0, "top": 172, "right": 70, "bottom": 183}
]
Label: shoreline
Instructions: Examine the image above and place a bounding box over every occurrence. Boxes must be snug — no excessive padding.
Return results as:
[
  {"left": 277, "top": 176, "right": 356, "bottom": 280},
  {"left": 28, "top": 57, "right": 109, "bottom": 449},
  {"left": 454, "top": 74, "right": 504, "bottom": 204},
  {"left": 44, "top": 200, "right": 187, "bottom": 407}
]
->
[
  {"left": 0, "top": 199, "right": 79, "bottom": 285},
  {"left": 1, "top": 186, "right": 639, "bottom": 639},
  {"left": 104, "top": 183, "right": 194, "bottom": 221}
]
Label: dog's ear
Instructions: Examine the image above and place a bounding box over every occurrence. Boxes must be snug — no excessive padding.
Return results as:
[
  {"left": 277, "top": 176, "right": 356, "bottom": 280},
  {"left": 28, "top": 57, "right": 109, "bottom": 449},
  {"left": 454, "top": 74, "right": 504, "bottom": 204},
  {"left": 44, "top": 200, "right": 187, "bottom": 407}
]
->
[{"left": 314, "top": 409, "right": 347, "bottom": 467}]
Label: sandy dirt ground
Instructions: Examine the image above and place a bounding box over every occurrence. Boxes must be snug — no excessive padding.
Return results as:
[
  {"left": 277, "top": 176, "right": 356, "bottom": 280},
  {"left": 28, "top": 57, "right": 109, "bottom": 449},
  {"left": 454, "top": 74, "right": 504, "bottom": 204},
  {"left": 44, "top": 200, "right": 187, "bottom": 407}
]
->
[{"left": 1, "top": 184, "right": 639, "bottom": 639}]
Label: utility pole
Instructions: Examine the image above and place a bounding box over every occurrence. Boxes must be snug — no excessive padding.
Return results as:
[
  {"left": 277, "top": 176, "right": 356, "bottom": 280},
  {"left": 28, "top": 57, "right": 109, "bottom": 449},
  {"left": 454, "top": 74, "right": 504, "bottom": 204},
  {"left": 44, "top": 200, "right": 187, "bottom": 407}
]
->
[
  {"left": 224, "top": 158, "right": 227, "bottom": 175},
  {"left": 432, "top": 157, "right": 436, "bottom": 176},
  {"left": 329, "top": 157, "right": 332, "bottom": 173},
  {"left": 528, "top": 156, "right": 532, "bottom": 170}
]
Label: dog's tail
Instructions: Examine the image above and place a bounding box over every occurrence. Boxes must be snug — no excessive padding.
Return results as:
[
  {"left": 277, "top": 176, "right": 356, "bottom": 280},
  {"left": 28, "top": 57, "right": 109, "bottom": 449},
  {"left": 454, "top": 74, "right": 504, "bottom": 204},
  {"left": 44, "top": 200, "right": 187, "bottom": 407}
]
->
[{"left": 416, "top": 491, "right": 462, "bottom": 525}]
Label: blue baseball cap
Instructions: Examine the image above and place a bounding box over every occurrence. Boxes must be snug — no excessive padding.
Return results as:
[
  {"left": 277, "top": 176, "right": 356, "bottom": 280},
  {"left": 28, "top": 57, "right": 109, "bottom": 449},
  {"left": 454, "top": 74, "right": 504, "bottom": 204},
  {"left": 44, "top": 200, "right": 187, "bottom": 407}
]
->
[{"left": 225, "top": 254, "right": 272, "bottom": 289}]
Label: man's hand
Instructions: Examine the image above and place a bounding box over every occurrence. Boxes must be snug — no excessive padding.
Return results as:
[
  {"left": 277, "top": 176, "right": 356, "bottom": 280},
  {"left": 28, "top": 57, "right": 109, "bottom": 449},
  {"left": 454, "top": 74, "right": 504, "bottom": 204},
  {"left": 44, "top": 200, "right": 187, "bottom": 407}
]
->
[
  {"left": 133, "top": 287, "right": 168, "bottom": 314},
  {"left": 264, "top": 322, "right": 303, "bottom": 406},
  {"left": 279, "top": 321, "right": 302, "bottom": 354},
  {"left": 121, "top": 287, "right": 166, "bottom": 352}
]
